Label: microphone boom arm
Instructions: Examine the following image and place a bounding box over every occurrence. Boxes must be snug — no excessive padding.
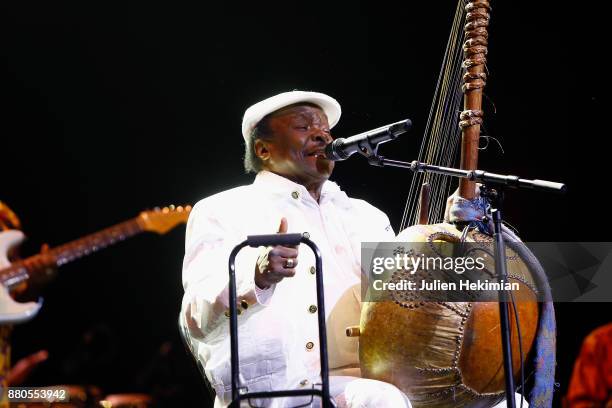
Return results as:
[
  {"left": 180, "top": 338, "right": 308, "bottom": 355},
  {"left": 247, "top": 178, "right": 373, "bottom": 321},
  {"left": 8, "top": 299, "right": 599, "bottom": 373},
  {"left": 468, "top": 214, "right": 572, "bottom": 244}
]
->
[{"left": 326, "top": 119, "right": 412, "bottom": 161}]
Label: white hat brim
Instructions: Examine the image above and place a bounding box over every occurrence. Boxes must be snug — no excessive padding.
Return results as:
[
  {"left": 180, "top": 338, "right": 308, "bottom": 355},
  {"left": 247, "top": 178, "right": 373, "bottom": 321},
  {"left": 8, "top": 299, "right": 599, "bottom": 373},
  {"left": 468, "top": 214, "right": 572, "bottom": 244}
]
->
[{"left": 241, "top": 91, "right": 341, "bottom": 142}]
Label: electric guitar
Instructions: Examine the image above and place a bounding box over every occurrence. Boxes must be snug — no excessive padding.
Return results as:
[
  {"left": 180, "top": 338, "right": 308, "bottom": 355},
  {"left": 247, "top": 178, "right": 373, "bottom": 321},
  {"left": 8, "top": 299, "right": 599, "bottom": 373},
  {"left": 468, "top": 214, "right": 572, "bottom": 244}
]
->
[{"left": 0, "top": 205, "right": 191, "bottom": 324}]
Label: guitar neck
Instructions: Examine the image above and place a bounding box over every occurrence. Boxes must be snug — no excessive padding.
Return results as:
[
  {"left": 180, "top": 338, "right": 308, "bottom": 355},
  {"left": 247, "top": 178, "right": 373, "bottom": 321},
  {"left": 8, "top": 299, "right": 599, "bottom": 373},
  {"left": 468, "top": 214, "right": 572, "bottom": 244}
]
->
[
  {"left": 52, "top": 218, "right": 143, "bottom": 265},
  {"left": 1, "top": 217, "right": 144, "bottom": 288}
]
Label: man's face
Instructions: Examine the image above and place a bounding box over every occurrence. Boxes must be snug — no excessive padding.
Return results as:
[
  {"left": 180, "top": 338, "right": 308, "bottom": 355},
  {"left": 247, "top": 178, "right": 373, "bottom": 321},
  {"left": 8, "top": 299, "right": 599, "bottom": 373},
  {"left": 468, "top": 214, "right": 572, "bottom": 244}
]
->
[{"left": 256, "top": 104, "right": 334, "bottom": 185}]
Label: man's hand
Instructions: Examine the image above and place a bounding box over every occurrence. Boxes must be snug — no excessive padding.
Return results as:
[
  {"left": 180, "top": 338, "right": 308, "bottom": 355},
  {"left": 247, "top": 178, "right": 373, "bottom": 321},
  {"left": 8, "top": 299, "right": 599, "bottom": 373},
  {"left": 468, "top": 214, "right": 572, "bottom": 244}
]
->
[
  {"left": 254, "top": 217, "right": 298, "bottom": 289},
  {"left": 6, "top": 350, "right": 49, "bottom": 386},
  {"left": 443, "top": 184, "right": 484, "bottom": 223}
]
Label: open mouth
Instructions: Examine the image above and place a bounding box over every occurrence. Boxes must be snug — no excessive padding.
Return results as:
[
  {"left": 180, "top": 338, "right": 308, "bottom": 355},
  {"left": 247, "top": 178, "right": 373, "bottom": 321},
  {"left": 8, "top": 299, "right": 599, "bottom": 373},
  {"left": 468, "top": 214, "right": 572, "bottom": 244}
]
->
[{"left": 306, "top": 150, "right": 327, "bottom": 159}]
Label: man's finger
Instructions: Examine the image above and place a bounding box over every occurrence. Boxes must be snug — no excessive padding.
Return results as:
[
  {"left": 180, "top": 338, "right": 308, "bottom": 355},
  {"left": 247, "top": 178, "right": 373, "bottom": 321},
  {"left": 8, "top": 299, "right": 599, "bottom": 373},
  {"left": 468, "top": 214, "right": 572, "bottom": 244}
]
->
[
  {"left": 281, "top": 258, "right": 298, "bottom": 269},
  {"left": 29, "top": 350, "right": 49, "bottom": 364},
  {"left": 270, "top": 256, "right": 299, "bottom": 270},
  {"left": 6, "top": 350, "right": 49, "bottom": 386},
  {"left": 271, "top": 268, "right": 296, "bottom": 279},
  {"left": 278, "top": 217, "right": 288, "bottom": 234},
  {"left": 269, "top": 246, "right": 298, "bottom": 259},
  {"left": 281, "top": 268, "right": 296, "bottom": 278}
]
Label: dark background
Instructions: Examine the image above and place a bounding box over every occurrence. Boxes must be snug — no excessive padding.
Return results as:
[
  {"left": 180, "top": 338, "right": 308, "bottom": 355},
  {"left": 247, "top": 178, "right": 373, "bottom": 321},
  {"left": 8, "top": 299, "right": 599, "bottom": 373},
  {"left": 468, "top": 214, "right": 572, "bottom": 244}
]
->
[{"left": 0, "top": 2, "right": 605, "bottom": 407}]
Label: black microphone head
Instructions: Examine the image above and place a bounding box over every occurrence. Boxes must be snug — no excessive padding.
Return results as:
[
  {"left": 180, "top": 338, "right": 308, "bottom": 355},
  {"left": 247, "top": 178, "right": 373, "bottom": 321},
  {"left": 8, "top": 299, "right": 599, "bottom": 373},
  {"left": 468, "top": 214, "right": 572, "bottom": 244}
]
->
[
  {"left": 324, "top": 138, "right": 347, "bottom": 161},
  {"left": 389, "top": 119, "right": 412, "bottom": 136}
]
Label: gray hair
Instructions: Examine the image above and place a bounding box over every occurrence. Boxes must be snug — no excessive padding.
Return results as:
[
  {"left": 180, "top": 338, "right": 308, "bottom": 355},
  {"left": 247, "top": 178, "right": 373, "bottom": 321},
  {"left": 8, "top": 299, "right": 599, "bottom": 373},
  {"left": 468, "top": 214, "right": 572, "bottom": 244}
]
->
[{"left": 243, "top": 116, "right": 273, "bottom": 174}]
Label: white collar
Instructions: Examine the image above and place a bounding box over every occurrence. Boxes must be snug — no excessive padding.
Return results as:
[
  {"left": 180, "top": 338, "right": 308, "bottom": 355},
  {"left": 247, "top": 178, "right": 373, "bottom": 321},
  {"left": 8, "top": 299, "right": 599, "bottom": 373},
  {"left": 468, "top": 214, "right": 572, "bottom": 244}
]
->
[{"left": 253, "top": 170, "right": 344, "bottom": 205}]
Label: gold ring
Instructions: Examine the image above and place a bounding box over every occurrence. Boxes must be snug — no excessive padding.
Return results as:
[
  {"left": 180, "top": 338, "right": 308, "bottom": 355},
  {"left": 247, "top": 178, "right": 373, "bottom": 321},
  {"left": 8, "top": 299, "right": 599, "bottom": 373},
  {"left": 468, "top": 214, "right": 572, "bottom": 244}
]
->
[{"left": 285, "top": 259, "right": 295, "bottom": 268}]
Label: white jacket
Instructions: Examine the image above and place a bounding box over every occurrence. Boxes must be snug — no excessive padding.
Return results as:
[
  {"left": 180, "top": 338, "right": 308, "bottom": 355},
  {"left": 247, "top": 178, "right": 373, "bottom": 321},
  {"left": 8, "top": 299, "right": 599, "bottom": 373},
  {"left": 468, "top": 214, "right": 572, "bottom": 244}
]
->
[{"left": 181, "top": 171, "right": 394, "bottom": 407}]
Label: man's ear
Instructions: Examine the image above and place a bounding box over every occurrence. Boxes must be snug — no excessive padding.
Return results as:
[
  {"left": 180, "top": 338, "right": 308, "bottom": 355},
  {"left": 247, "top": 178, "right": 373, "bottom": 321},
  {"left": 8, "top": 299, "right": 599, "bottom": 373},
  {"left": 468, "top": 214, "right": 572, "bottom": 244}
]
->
[{"left": 254, "top": 139, "right": 271, "bottom": 162}]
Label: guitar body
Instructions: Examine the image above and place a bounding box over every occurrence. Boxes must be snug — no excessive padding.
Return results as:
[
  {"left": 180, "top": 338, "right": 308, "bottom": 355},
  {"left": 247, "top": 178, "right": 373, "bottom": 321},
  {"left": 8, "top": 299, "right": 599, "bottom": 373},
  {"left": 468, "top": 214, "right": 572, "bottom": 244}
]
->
[{"left": 0, "top": 230, "right": 42, "bottom": 324}]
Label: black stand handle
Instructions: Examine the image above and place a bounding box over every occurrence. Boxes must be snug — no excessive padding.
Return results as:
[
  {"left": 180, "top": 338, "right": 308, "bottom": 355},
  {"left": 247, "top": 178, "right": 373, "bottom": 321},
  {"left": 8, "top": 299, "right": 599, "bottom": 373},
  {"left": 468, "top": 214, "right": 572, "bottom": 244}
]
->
[
  {"left": 228, "top": 232, "right": 335, "bottom": 408},
  {"left": 246, "top": 232, "right": 303, "bottom": 248}
]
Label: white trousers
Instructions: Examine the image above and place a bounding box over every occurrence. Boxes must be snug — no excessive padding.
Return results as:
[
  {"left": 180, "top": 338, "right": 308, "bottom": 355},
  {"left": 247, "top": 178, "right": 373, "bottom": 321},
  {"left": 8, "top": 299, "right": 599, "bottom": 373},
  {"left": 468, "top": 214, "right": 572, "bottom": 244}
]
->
[
  {"left": 227, "top": 376, "right": 410, "bottom": 407},
  {"left": 329, "top": 376, "right": 412, "bottom": 408},
  {"left": 229, "top": 376, "right": 528, "bottom": 407},
  {"left": 329, "top": 376, "right": 528, "bottom": 408}
]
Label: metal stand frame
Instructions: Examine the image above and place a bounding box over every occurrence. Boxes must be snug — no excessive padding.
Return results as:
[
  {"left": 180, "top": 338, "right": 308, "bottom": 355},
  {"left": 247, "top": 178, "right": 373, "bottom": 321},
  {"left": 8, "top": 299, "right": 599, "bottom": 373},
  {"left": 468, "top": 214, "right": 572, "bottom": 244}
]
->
[{"left": 227, "top": 232, "right": 335, "bottom": 408}]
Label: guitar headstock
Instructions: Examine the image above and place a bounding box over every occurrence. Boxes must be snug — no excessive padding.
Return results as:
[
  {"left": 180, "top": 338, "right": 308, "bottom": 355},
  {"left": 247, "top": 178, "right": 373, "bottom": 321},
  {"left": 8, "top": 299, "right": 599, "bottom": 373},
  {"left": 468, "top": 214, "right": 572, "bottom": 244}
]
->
[{"left": 137, "top": 205, "right": 192, "bottom": 234}]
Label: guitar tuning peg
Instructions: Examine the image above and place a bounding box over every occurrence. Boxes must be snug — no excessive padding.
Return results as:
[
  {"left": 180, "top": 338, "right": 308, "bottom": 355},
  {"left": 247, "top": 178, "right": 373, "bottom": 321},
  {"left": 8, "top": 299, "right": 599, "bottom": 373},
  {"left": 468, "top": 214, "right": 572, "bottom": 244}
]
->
[
  {"left": 169, "top": 204, "right": 176, "bottom": 211},
  {"left": 176, "top": 206, "right": 184, "bottom": 212},
  {"left": 185, "top": 205, "right": 192, "bottom": 211},
  {"left": 162, "top": 207, "right": 170, "bottom": 213},
  {"left": 153, "top": 206, "right": 161, "bottom": 211}
]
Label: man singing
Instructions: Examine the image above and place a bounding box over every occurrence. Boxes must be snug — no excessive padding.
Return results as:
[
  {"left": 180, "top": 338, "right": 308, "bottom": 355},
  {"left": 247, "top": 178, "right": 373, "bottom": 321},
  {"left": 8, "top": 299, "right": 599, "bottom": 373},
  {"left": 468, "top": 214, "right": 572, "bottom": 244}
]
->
[{"left": 180, "top": 91, "right": 411, "bottom": 407}]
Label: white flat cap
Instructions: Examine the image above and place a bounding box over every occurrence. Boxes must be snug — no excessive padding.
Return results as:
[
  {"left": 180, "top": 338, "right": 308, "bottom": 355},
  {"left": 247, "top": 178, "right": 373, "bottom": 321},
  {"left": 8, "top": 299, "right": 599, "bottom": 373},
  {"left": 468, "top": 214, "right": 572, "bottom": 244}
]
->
[{"left": 241, "top": 91, "right": 341, "bottom": 142}]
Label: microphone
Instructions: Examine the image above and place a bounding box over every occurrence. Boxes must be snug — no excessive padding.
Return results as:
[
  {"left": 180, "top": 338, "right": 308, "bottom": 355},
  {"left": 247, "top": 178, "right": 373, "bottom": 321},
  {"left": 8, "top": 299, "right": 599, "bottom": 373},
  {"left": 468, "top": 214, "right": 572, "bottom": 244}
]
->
[{"left": 325, "top": 119, "right": 412, "bottom": 161}]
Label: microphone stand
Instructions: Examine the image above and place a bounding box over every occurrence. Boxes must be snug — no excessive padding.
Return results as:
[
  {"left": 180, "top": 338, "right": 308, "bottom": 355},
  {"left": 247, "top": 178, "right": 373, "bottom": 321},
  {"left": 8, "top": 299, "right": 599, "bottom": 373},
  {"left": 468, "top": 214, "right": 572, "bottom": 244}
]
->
[
  {"left": 366, "top": 154, "right": 565, "bottom": 407},
  {"left": 367, "top": 157, "right": 566, "bottom": 193}
]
